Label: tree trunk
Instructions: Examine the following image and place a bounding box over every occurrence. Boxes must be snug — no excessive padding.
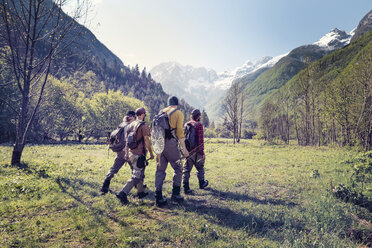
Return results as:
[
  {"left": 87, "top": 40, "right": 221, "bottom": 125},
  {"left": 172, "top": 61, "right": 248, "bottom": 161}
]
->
[{"left": 11, "top": 143, "right": 24, "bottom": 165}]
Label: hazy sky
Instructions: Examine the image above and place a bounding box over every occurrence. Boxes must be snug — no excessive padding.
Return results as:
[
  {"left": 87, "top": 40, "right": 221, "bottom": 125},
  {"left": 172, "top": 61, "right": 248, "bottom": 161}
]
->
[{"left": 88, "top": 0, "right": 371, "bottom": 72}]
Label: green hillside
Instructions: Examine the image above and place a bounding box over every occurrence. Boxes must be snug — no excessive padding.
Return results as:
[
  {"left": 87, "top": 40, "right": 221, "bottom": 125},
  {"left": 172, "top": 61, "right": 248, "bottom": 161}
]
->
[
  {"left": 259, "top": 30, "right": 372, "bottom": 148},
  {"left": 240, "top": 45, "right": 328, "bottom": 117}
]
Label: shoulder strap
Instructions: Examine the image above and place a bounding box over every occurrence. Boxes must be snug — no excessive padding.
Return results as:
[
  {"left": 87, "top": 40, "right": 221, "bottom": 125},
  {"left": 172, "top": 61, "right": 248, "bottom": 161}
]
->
[
  {"left": 167, "top": 107, "right": 178, "bottom": 132},
  {"left": 134, "top": 120, "right": 145, "bottom": 133},
  {"left": 167, "top": 107, "right": 178, "bottom": 117}
]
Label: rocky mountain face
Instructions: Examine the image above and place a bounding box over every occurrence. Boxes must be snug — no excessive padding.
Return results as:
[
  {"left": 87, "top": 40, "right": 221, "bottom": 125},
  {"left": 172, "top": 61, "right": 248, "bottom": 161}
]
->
[
  {"left": 150, "top": 57, "right": 283, "bottom": 110},
  {"left": 351, "top": 9, "right": 372, "bottom": 42}
]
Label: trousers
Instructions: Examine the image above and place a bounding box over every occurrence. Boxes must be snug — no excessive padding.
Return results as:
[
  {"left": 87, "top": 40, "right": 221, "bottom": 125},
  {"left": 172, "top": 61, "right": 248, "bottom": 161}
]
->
[{"left": 155, "top": 138, "right": 182, "bottom": 191}]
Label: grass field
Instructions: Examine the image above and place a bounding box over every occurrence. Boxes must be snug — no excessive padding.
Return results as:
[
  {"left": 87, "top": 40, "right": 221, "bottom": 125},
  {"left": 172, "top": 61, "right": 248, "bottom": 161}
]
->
[{"left": 0, "top": 139, "right": 371, "bottom": 247}]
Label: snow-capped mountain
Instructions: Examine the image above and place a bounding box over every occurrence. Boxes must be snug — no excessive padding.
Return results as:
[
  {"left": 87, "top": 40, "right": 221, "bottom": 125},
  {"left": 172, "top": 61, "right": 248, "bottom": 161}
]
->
[
  {"left": 314, "top": 28, "right": 354, "bottom": 50},
  {"left": 150, "top": 57, "right": 283, "bottom": 108},
  {"left": 213, "top": 54, "right": 289, "bottom": 90},
  {"left": 150, "top": 62, "right": 219, "bottom": 108},
  {"left": 150, "top": 27, "right": 354, "bottom": 113}
]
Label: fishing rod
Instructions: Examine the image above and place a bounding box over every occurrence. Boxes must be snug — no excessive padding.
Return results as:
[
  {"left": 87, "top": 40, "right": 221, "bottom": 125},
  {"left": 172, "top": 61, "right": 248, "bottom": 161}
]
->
[{"left": 177, "top": 138, "right": 228, "bottom": 164}]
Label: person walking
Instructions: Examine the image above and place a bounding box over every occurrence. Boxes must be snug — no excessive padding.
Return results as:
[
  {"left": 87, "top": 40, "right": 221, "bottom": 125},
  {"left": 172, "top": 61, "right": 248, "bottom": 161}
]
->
[
  {"left": 100, "top": 110, "right": 136, "bottom": 195},
  {"left": 155, "top": 96, "right": 189, "bottom": 207},
  {"left": 116, "top": 107, "right": 154, "bottom": 204},
  {"left": 183, "top": 109, "right": 208, "bottom": 194}
]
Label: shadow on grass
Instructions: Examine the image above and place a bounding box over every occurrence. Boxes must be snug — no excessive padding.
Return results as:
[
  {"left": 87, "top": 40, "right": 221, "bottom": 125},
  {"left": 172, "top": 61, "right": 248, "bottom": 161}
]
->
[
  {"left": 149, "top": 187, "right": 304, "bottom": 239},
  {"left": 206, "top": 188, "right": 297, "bottom": 207},
  {"left": 7, "top": 162, "right": 50, "bottom": 179},
  {"left": 181, "top": 197, "right": 306, "bottom": 238},
  {"left": 55, "top": 176, "right": 128, "bottom": 227}
]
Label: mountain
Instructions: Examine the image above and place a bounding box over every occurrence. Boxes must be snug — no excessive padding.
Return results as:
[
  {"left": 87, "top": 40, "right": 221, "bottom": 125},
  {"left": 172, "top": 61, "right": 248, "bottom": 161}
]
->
[
  {"left": 150, "top": 62, "right": 218, "bottom": 108},
  {"left": 351, "top": 9, "right": 372, "bottom": 42},
  {"left": 43, "top": 3, "right": 194, "bottom": 118},
  {"left": 218, "top": 28, "right": 355, "bottom": 122},
  {"left": 0, "top": 0, "right": 194, "bottom": 122},
  {"left": 150, "top": 56, "right": 284, "bottom": 116},
  {"left": 151, "top": 27, "right": 354, "bottom": 122},
  {"left": 262, "top": 29, "right": 372, "bottom": 147}
]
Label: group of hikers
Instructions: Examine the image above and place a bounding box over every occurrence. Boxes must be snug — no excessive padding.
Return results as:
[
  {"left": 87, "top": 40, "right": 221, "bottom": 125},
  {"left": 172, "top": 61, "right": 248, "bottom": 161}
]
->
[{"left": 100, "top": 96, "right": 209, "bottom": 207}]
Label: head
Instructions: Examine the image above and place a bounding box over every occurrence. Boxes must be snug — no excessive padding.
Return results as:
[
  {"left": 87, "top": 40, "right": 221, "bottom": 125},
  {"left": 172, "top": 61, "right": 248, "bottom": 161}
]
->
[
  {"left": 168, "top": 96, "right": 179, "bottom": 106},
  {"left": 135, "top": 107, "right": 147, "bottom": 121},
  {"left": 191, "top": 109, "right": 201, "bottom": 121},
  {"left": 124, "top": 110, "right": 136, "bottom": 123}
]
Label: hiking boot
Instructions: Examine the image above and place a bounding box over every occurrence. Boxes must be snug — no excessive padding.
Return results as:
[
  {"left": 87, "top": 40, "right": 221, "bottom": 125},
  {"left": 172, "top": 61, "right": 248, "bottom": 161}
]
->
[
  {"left": 137, "top": 191, "right": 148, "bottom": 199},
  {"left": 155, "top": 190, "right": 167, "bottom": 207},
  {"left": 171, "top": 186, "right": 184, "bottom": 203},
  {"left": 116, "top": 191, "right": 129, "bottom": 205},
  {"left": 135, "top": 183, "right": 147, "bottom": 189},
  {"left": 100, "top": 178, "right": 111, "bottom": 195},
  {"left": 199, "top": 180, "right": 209, "bottom": 189},
  {"left": 183, "top": 182, "right": 193, "bottom": 195}
]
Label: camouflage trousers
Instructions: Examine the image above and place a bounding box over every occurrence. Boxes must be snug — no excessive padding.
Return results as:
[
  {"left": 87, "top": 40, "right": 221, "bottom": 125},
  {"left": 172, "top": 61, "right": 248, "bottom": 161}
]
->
[{"left": 120, "top": 152, "right": 146, "bottom": 195}]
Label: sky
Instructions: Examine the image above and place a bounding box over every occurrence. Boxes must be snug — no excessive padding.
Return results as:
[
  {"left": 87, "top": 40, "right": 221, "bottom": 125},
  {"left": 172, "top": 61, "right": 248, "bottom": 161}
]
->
[{"left": 86, "top": 0, "right": 371, "bottom": 72}]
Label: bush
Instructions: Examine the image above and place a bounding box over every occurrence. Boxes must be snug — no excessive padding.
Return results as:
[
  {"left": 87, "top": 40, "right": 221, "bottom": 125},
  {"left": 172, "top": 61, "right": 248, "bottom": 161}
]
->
[{"left": 204, "top": 128, "right": 217, "bottom": 138}]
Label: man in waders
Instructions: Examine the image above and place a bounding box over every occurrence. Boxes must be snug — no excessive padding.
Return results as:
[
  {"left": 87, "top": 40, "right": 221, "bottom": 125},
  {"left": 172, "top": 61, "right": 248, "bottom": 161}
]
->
[
  {"left": 101, "top": 110, "right": 136, "bottom": 195},
  {"left": 116, "top": 107, "right": 154, "bottom": 204},
  {"left": 155, "top": 96, "right": 189, "bottom": 207},
  {"left": 183, "top": 109, "right": 208, "bottom": 194}
]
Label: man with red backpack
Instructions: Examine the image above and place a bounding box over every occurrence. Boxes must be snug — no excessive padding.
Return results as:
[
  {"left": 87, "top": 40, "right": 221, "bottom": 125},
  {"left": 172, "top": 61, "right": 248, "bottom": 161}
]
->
[
  {"left": 183, "top": 109, "right": 209, "bottom": 194},
  {"left": 116, "top": 107, "right": 154, "bottom": 204}
]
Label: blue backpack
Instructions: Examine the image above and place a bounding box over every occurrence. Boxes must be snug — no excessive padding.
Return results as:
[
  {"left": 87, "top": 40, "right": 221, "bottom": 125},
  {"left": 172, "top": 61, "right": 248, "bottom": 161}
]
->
[{"left": 184, "top": 122, "right": 197, "bottom": 152}]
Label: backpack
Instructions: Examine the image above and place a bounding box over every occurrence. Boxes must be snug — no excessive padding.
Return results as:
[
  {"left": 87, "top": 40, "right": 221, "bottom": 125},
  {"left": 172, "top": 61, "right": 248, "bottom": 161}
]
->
[
  {"left": 126, "top": 120, "right": 145, "bottom": 150},
  {"left": 151, "top": 107, "right": 178, "bottom": 155},
  {"left": 184, "top": 122, "right": 197, "bottom": 152},
  {"left": 108, "top": 122, "right": 129, "bottom": 152}
]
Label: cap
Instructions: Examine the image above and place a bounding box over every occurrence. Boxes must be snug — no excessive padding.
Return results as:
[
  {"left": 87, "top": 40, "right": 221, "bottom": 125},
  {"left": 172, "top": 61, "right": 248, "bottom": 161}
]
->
[
  {"left": 126, "top": 110, "right": 136, "bottom": 117},
  {"left": 135, "top": 107, "right": 146, "bottom": 116}
]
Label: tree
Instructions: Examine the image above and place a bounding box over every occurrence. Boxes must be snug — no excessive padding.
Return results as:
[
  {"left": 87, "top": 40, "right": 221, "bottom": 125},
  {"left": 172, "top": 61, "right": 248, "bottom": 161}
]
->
[
  {"left": 83, "top": 90, "right": 145, "bottom": 140},
  {"left": 237, "top": 92, "right": 245, "bottom": 142},
  {"left": 0, "top": 49, "right": 17, "bottom": 142},
  {"left": 201, "top": 110, "right": 210, "bottom": 128},
  {"left": 38, "top": 77, "right": 85, "bottom": 141},
  {"left": 222, "top": 83, "right": 240, "bottom": 144},
  {"left": 0, "top": 0, "right": 89, "bottom": 164}
]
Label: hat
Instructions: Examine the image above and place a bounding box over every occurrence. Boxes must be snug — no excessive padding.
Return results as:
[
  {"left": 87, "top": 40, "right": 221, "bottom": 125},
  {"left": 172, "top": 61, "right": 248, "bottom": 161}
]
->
[
  {"left": 126, "top": 110, "right": 136, "bottom": 117},
  {"left": 191, "top": 109, "right": 201, "bottom": 120},
  {"left": 135, "top": 107, "right": 146, "bottom": 116},
  {"left": 168, "top": 96, "right": 179, "bottom": 106}
]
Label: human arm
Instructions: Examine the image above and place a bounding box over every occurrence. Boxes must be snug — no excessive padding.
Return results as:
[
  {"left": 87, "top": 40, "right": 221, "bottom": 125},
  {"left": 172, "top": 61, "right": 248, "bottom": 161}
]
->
[
  {"left": 178, "top": 138, "right": 189, "bottom": 158},
  {"left": 144, "top": 135, "right": 154, "bottom": 160}
]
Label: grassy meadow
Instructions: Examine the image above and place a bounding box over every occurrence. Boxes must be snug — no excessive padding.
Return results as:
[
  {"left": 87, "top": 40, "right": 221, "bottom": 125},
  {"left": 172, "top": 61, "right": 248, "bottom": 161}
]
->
[{"left": 0, "top": 139, "right": 371, "bottom": 247}]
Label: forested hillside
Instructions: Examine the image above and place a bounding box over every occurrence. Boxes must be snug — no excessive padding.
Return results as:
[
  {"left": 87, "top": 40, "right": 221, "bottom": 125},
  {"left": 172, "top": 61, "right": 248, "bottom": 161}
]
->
[
  {"left": 0, "top": 0, "right": 193, "bottom": 144},
  {"left": 259, "top": 30, "right": 372, "bottom": 149}
]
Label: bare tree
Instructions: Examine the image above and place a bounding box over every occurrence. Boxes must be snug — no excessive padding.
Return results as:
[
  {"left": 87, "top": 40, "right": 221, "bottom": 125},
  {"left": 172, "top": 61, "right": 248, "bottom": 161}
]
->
[
  {"left": 0, "top": 0, "right": 90, "bottom": 164},
  {"left": 223, "top": 83, "right": 239, "bottom": 144},
  {"left": 237, "top": 91, "right": 245, "bottom": 142}
]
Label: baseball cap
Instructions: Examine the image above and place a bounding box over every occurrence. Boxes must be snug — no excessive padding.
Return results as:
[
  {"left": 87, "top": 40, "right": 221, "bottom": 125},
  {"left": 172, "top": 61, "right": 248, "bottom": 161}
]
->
[
  {"left": 126, "top": 110, "right": 136, "bottom": 117},
  {"left": 135, "top": 107, "right": 146, "bottom": 116}
]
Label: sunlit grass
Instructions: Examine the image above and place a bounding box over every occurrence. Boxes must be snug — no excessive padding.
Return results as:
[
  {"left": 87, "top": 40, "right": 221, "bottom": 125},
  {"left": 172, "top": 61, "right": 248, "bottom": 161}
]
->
[{"left": 0, "top": 140, "right": 370, "bottom": 247}]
